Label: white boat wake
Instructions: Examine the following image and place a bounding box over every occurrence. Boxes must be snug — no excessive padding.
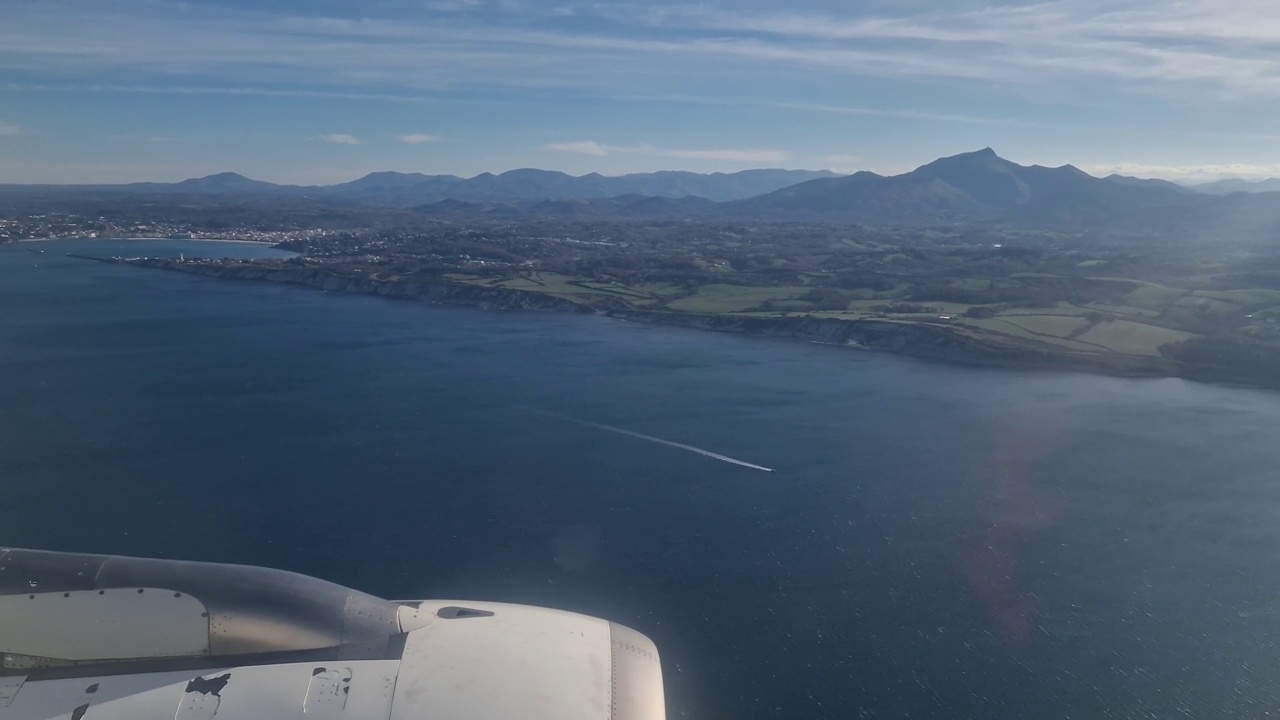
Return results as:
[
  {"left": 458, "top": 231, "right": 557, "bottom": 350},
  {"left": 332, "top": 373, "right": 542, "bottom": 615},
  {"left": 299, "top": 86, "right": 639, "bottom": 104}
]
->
[{"left": 546, "top": 413, "right": 775, "bottom": 473}]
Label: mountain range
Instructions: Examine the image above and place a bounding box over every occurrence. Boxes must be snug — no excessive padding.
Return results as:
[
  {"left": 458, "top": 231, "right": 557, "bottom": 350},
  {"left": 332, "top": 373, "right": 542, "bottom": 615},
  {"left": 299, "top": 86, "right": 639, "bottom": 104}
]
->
[
  {"left": 1193, "top": 178, "right": 1280, "bottom": 195},
  {"left": 27, "top": 168, "right": 837, "bottom": 204},
  {"left": 721, "top": 148, "right": 1196, "bottom": 225},
  {"left": 5, "top": 149, "right": 1280, "bottom": 236},
  {"left": 407, "top": 149, "right": 1280, "bottom": 237}
]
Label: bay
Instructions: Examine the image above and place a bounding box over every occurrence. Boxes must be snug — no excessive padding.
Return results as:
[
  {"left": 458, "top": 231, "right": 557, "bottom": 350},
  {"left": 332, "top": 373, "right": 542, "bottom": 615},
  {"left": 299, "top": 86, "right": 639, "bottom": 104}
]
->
[{"left": 5, "top": 239, "right": 1280, "bottom": 718}]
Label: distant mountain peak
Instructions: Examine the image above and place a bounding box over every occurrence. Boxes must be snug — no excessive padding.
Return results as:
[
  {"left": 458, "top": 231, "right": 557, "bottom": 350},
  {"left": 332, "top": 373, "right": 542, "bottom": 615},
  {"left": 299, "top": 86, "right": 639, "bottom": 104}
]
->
[
  {"left": 915, "top": 147, "right": 1013, "bottom": 173},
  {"left": 359, "top": 171, "right": 423, "bottom": 179},
  {"left": 933, "top": 147, "right": 1000, "bottom": 164},
  {"left": 184, "top": 171, "right": 253, "bottom": 183},
  {"left": 174, "top": 172, "right": 274, "bottom": 188},
  {"left": 738, "top": 146, "right": 1198, "bottom": 226}
]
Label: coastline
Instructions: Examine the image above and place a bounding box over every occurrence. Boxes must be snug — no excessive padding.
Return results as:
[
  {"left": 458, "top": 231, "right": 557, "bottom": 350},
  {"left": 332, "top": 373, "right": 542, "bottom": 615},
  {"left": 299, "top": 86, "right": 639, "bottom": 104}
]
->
[
  {"left": 166, "top": 237, "right": 280, "bottom": 246},
  {"left": 17, "top": 236, "right": 279, "bottom": 246},
  {"left": 107, "top": 257, "right": 1246, "bottom": 387}
]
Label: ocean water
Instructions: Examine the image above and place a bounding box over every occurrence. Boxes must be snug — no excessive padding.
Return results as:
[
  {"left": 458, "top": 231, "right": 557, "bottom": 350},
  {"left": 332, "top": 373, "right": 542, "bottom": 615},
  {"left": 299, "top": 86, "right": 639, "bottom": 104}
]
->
[{"left": 6, "top": 239, "right": 1280, "bottom": 718}]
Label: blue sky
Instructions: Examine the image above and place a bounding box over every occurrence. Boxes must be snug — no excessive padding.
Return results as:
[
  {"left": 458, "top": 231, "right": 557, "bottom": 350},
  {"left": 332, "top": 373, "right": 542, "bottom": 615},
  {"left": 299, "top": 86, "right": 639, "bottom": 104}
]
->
[{"left": 4, "top": 0, "right": 1280, "bottom": 183}]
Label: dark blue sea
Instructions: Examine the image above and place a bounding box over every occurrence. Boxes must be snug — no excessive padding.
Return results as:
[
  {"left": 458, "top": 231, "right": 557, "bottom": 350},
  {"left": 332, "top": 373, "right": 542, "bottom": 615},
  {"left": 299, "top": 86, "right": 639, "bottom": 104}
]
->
[{"left": 6, "top": 239, "right": 1280, "bottom": 718}]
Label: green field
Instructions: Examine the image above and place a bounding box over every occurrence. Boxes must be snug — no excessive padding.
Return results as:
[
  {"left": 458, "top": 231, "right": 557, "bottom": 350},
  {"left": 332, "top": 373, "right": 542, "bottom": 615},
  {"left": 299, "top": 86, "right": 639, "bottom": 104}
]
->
[
  {"left": 1173, "top": 295, "right": 1239, "bottom": 315},
  {"left": 438, "top": 270, "right": 1233, "bottom": 365},
  {"left": 1076, "top": 320, "right": 1192, "bottom": 356},
  {"left": 1000, "top": 302, "right": 1091, "bottom": 316},
  {"left": 958, "top": 318, "right": 1104, "bottom": 352},
  {"left": 1194, "top": 289, "right": 1280, "bottom": 308},
  {"left": 997, "top": 314, "right": 1092, "bottom": 337},
  {"left": 494, "top": 273, "right": 630, "bottom": 298},
  {"left": 632, "top": 282, "right": 685, "bottom": 296},
  {"left": 842, "top": 299, "right": 975, "bottom": 315},
  {"left": 573, "top": 281, "right": 653, "bottom": 300},
  {"left": 1120, "top": 283, "right": 1185, "bottom": 312},
  {"left": 1085, "top": 302, "right": 1160, "bottom": 319},
  {"left": 667, "top": 284, "right": 811, "bottom": 313}
]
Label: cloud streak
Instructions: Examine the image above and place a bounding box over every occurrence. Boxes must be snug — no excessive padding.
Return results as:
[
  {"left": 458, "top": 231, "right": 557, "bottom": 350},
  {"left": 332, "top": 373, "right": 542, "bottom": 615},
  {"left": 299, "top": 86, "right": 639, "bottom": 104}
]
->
[
  {"left": 822, "top": 154, "right": 862, "bottom": 172},
  {"left": 1083, "top": 161, "right": 1280, "bottom": 182},
  {"left": 547, "top": 141, "right": 788, "bottom": 163},
  {"left": 6, "top": 0, "right": 1280, "bottom": 98},
  {"left": 0, "top": 124, "right": 18, "bottom": 137},
  {"left": 1, "top": 81, "right": 431, "bottom": 103},
  {"left": 398, "top": 133, "right": 438, "bottom": 144},
  {"left": 320, "top": 133, "right": 362, "bottom": 144},
  {"left": 663, "top": 148, "right": 788, "bottom": 163},
  {"left": 547, "top": 140, "right": 610, "bottom": 156},
  {"left": 632, "top": 0, "right": 1280, "bottom": 94},
  {"left": 776, "top": 102, "right": 1023, "bottom": 126}
]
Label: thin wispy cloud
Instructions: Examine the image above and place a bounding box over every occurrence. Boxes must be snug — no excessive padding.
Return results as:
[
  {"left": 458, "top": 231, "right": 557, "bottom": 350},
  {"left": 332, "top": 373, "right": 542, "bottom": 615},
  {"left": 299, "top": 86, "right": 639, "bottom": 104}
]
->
[
  {"left": 426, "top": 0, "right": 482, "bottom": 12},
  {"left": 822, "top": 154, "right": 862, "bottom": 172},
  {"left": 398, "top": 133, "right": 438, "bottom": 144},
  {"left": 547, "top": 141, "right": 611, "bottom": 156},
  {"left": 7, "top": 0, "right": 1280, "bottom": 97},
  {"left": 0, "top": 124, "right": 18, "bottom": 137},
  {"left": 777, "top": 102, "right": 1022, "bottom": 127},
  {"left": 547, "top": 141, "right": 788, "bottom": 163},
  {"left": 2, "top": 82, "right": 431, "bottom": 103},
  {"left": 1083, "top": 161, "right": 1280, "bottom": 183},
  {"left": 663, "top": 148, "right": 788, "bottom": 163},
  {"left": 107, "top": 133, "right": 176, "bottom": 143},
  {"left": 321, "top": 133, "right": 362, "bottom": 145},
  {"left": 616, "top": 0, "right": 1280, "bottom": 94}
]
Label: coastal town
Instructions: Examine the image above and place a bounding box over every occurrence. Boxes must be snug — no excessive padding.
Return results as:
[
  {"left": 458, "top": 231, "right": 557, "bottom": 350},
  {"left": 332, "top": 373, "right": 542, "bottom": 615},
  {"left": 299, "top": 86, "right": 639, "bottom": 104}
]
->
[{"left": 0, "top": 214, "right": 337, "bottom": 245}]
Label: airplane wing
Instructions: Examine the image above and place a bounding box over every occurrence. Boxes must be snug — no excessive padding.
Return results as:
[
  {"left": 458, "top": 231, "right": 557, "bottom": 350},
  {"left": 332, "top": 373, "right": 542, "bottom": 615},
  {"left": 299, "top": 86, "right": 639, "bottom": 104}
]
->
[{"left": 0, "top": 548, "right": 665, "bottom": 720}]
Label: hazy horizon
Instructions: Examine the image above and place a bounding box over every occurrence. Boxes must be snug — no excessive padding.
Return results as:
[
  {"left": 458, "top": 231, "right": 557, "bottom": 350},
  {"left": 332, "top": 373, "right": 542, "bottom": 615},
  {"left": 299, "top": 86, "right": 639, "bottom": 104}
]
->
[{"left": 2, "top": 149, "right": 1273, "bottom": 189}]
